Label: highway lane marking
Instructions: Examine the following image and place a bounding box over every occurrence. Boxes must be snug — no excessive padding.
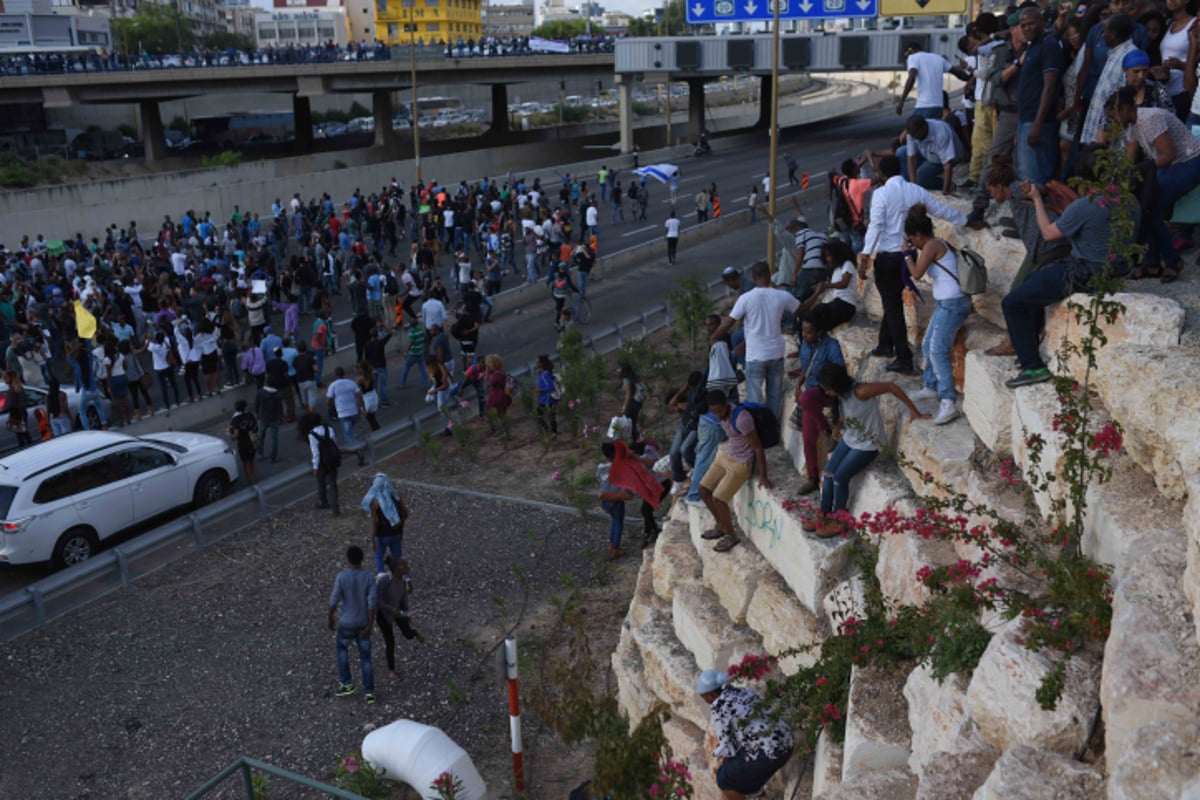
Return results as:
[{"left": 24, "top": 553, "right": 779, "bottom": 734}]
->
[{"left": 621, "top": 225, "right": 657, "bottom": 237}]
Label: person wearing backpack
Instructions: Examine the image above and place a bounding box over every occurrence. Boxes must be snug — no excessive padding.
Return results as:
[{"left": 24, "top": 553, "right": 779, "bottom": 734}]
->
[
  {"left": 534, "top": 354, "right": 560, "bottom": 436},
  {"left": 807, "top": 363, "right": 927, "bottom": 538},
  {"left": 901, "top": 204, "right": 972, "bottom": 425},
  {"left": 697, "top": 389, "right": 772, "bottom": 554},
  {"left": 301, "top": 410, "right": 342, "bottom": 514}
]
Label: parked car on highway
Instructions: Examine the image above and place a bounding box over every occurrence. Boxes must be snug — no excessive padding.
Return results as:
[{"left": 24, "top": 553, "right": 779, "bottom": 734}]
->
[
  {"left": 0, "top": 379, "right": 112, "bottom": 454},
  {"left": 0, "top": 430, "right": 239, "bottom": 569}
]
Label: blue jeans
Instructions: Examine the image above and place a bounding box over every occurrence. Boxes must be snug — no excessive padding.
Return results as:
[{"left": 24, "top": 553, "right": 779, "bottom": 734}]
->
[
  {"left": 821, "top": 441, "right": 879, "bottom": 514},
  {"left": 156, "top": 367, "right": 180, "bottom": 409},
  {"left": 315, "top": 349, "right": 326, "bottom": 384},
  {"left": 577, "top": 270, "right": 589, "bottom": 300},
  {"left": 1016, "top": 120, "right": 1060, "bottom": 185},
  {"left": 79, "top": 386, "right": 107, "bottom": 429},
  {"left": 1002, "top": 258, "right": 1097, "bottom": 371},
  {"left": 745, "top": 358, "right": 784, "bottom": 420},
  {"left": 922, "top": 295, "right": 971, "bottom": 400},
  {"left": 340, "top": 415, "right": 359, "bottom": 445},
  {"left": 299, "top": 285, "right": 313, "bottom": 314},
  {"left": 669, "top": 424, "right": 698, "bottom": 483},
  {"left": 374, "top": 534, "right": 402, "bottom": 573},
  {"left": 373, "top": 367, "right": 389, "bottom": 403},
  {"left": 1151, "top": 157, "right": 1200, "bottom": 264},
  {"left": 257, "top": 420, "right": 279, "bottom": 461},
  {"left": 335, "top": 626, "right": 374, "bottom": 693},
  {"left": 913, "top": 106, "right": 942, "bottom": 120},
  {"left": 896, "top": 145, "right": 946, "bottom": 190},
  {"left": 401, "top": 354, "right": 428, "bottom": 388},
  {"left": 688, "top": 416, "right": 726, "bottom": 501},
  {"left": 612, "top": 203, "right": 623, "bottom": 223},
  {"left": 602, "top": 499, "right": 625, "bottom": 549}
]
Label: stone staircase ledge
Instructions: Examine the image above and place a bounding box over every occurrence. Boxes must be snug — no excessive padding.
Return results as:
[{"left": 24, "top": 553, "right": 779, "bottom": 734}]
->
[
  {"left": 651, "top": 519, "right": 704, "bottom": 602},
  {"left": 672, "top": 583, "right": 763, "bottom": 673},
  {"left": 815, "top": 767, "right": 917, "bottom": 800},
  {"left": 963, "top": 350, "right": 1015, "bottom": 456},
  {"left": 904, "top": 663, "right": 996, "bottom": 780},
  {"left": 843, "top": 665, "right": 913, "bottom": 781},
  {"left": 612, "top": 623, "right": 658, "bottom": 729},
  {"left": 627, "top": 605, "right": 711, "bottom": 733},
  {"left": 1101, "top": 532, "right": 1200, "bottom": 760},
  {"left": 1107, "top": 720, "right": 1200, "bottom": 800},
  {"left": 745, "top": 572, "right": 826, "bottom": 676},
  {"left": 1083, "top": 454, "right": 1187, "bottom": 578},
  {"left": 971, "top": 745, "right": 1104, "bottom": 800},
  {"left": 686, "top": 503, "right": 772, "bottom": 624}
]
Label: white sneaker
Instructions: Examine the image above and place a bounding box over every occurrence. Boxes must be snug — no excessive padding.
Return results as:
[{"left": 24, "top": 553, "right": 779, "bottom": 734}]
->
[
  {"left": 911, "top": 386, "right": 939, "bottom": 402},
  {"left": 933, "top": 399, "right": 959, "bottom": 426}
]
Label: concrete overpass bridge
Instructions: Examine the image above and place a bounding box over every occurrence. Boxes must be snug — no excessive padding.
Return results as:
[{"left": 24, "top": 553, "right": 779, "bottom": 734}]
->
[{"left": 0, "top": 28, "right": 961, "bottom": 161}]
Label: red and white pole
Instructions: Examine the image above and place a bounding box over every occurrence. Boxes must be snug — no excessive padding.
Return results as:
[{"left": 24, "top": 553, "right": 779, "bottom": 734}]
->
[{"left": 504, "top": 636, "right": 525, "bottom": 791}]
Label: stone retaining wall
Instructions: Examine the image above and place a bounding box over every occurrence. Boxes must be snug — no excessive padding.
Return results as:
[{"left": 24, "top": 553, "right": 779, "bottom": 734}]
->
[{"left": 610, "top": 191, "right": 1200, "bottom": 799}]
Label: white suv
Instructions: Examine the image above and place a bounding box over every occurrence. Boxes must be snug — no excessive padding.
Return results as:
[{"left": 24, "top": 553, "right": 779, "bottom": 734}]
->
[{"left": 0, "top": 430, "right": 239, "bottom": 569}]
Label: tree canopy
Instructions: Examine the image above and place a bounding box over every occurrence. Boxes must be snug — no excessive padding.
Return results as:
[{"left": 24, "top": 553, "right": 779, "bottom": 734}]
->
[
  {"left": 530, "top": 19, "right": 591, "bottom": 39},
  {"left": 111, "top": 4, "right": 194, "bottom": 54},
  {"left": 625, "top": 0, "right": 688, "bottom": 36}
]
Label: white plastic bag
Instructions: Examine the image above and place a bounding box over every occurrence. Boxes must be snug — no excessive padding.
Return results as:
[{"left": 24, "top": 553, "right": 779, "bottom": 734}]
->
[{"left": 606, "top": 415, "right": 632, "bottom": 440}]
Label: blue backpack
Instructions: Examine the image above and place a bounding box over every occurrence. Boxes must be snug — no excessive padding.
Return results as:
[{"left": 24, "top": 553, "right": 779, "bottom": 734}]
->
[{"left": 732, "top": 403, "right": 781, "bottom": 449}]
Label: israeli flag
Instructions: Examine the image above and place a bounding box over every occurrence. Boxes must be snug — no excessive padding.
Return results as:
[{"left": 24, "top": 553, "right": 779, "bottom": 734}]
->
[{"left": 633, "top": 164, "right": 679, "bottom": 184}]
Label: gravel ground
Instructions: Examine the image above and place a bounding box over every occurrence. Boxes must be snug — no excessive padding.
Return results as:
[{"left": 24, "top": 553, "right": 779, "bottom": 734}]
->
[
  {"left": 1134, "top": 263, "right": 1200, "bottom": 347},
  {"left": 0, "top": 477, "right": 616, "bottom": 800}
]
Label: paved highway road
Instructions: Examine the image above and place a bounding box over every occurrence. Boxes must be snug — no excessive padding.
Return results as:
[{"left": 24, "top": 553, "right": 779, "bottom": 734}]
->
[{"left": 0, "top": 100, "right": 902, "bottom": 589}]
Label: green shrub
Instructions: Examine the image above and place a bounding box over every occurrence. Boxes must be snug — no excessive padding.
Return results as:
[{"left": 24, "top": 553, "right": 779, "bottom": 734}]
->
[{"left": 202, "top": 150, "right": 243, "bottom": 168}]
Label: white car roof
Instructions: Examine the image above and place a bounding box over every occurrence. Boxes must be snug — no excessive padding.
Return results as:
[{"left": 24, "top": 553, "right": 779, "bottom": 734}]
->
[{"left": 0, "top": 431, "right": 138, "bottom": 481}]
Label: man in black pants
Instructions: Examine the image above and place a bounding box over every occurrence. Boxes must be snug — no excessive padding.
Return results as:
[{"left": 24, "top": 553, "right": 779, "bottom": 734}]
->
[{"left": 858, "top": 155, "right": 967, "bottom": 374}]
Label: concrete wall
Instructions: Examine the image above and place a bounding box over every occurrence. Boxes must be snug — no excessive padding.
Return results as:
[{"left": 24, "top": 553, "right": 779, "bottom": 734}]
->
[{"left": 0, "top": 80, "right": 887, "bottom": 242}]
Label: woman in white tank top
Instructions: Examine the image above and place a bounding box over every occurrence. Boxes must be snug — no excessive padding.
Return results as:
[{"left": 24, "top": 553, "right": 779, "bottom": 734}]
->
[
  {"left": 1161, "top": 0, "right": 1196, "bottom": 118},
  {"left": 902, "top": 204, "right": 972, "bottom": 426}
]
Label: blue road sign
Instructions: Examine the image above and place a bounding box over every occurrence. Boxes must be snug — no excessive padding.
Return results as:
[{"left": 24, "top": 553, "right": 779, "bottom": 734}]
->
[{"left": 685, "top": 0, "right": 877, "bottom": 23}]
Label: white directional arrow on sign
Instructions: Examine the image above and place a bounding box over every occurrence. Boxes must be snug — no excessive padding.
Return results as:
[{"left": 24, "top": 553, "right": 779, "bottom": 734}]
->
[
  {"left": 798, "top": 0, "right": 813, "bottom": 9},
  {"left": 856, "top": 0, "right": 871, "bottom": 7},
  {"left": 692, "top": 2, "right": 706, "bottom": 15},
  {"left": 745, "top": 1, "right": 758, "bottom": 12}
]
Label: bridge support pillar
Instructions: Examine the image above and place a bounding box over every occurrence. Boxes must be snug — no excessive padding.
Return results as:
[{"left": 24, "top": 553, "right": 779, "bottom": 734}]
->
[
  {"left": 755, "top": 77, "right": 773, "bottom": 130},
  {"left": 373, "top": 90, "right": 399, "bottom": 151},
  {"left": 490, "top": 84, "right": 509, "bottom": 135},
  {"left": 138, "top": 100, "right": 168, "bottom": 163},
  {"left": 687, "top": 78, "right": 706, "bottom": 142},
  {"left": 293, "top": 95, "right": 314, "bottom": 150},
  {"left": 615, "top": 73, "right": 633, "bottom": 154}
]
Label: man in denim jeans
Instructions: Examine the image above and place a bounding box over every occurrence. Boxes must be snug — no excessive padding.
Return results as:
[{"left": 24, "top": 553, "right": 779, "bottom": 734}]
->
[
  {"left": 327, "top": 545, "right": 377, "bottom": 704},
  {"left": 711, "top": 261, "right": 799, "bottom": 421}
]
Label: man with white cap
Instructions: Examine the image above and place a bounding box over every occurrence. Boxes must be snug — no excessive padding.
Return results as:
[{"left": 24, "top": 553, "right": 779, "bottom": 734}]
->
[{"left": 697, "top": 668, "right": 794, "bottom": 798}]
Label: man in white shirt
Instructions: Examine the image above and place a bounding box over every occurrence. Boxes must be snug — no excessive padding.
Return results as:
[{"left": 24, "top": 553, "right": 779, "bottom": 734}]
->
[
  {"left": 897, "top": 44, "right": 968, "bottom": 119},
  {"left": 711, "top": 261, "right": 800, "bottom": 419},
  {"left": 664, "top": 212, "right": 681, "bottom": 265},
  {"left": 170, "top": 248, "right": 188, "bottom": 277},
  {"left": 421, "top": 294, "right": 446, "bottom": 333},
  {"left": 898, "top": 116, "right": 966, "bottom": 193},
  {"left": 585, "top": 203, "right": 599, "bottom": 238},
  {"left": 859, "top": 155, "right": 968, "bottom": 374}
]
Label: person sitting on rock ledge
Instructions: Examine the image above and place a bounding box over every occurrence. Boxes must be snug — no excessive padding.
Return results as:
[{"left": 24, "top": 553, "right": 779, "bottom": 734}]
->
[
  {"left": 999, "top": 146, "right": 1130, "bottom": 389},
  {"left": 696, "top": 668, "right": 795, "bottom": 799}
]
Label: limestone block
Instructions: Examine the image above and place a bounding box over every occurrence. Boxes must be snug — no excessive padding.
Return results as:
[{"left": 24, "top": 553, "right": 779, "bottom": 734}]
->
[
  {"left": 847, "top": 460, "right": 915, "bottom": 517},
  {"left": 685, "top": 503, "right": 771, "bottom": 624},
  {"left": 843, "top": 665, "right": 913, "bottom": 780},
  {"left": 812, "top": 734, "right": 845, "bottom": 798},
  {"left": 1090, "top": 344, "right": 1200, "bottom": 502},
  {"left": 1108, "top": 720, "right": 1200, "bottom": 800},
  {"left": 876, "top": 530, "right": 959, "bottom": 608},
  {"left": 630, "top": 611, "right": 710, "bottom": 732},
  {"left": 1010, "top": 381, "right": 1067, "bottom": 519},
  {"left": 815, "top": 768, "right": 917, "bottom": 800},
  {"left": 745, "top": 572, "right": 826, "bottom": 675},
  {"left": 839, "top": 322, "right": 881, "bottom": 381},
  {"left": 629, "top": 552, "right": 671, "bottom": 630},
  {"left": 914, "top": 750, "right": 998, "bottom": 800},
  {"left": 730, "top": 452, "right": 855, "bottom": 617},
  {"left": 612, "top": 624, "right": 657, "bottom": 729},
  {"left": 662, "top": 715, "right": 720, "bottom": 800},
  {"left": 652, "top": 520, "right": 704, "bottom": 602},
  {"left": 1082, "top": 454, "right": 1186, "bottom": 577},
  {"left": 672, "top": 584, "right": 763, "bottom": 673},
  {"left": 970, "top": 746, "right": 1104, "bottom": 800},
  {"left": 1185, "top": 475, "right": 1200, "bottom": 642},
  {"left": 1041, "top": 292, "right": 1185, "bottom": 381},
  {"left": 904, "top": 663, "right": 994, "bottom": 777},
  {"left": 962, "top": 350, "right": 1014, "bottom": 455},
  {"left": 897, "top": 407, "right": 978, "bottom": 501},
  {"left": 966, "top": 619, "right": 1101, "bottom": 756},
  {"left": 1102, "top": 531, "right": 1200, "bottom": 760},
  {"left": 959, "top": 315, "right": 1008, "bottom": 353},
  {"left": 823, "top": 576, "right": 868, "bottom": 634}
]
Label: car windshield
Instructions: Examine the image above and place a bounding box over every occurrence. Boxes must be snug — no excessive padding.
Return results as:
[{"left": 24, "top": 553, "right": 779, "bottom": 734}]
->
[{"left": 0, "top": 484, "right": 17, "bottom": 519}]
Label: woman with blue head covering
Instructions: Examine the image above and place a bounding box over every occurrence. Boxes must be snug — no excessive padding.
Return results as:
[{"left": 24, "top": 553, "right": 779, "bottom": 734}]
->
[{"left": 361, "top": 473, "right": 408, "bottom": 576}]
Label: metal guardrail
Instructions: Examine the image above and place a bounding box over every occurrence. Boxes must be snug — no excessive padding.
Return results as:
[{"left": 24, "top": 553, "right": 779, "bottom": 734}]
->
[
  {"left": 0, "top": 292, "right": 730, "bottom": 643},
  {"left": 187, "top": 756, "right": 368, "bottom": 800}
]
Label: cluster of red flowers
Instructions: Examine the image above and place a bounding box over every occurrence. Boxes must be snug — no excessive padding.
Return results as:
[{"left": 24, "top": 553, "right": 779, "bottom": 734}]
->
[
  {"left": 1089, "top": 423, "right": 1123, "bottom": 456},
  {"left": 727, "top": 653, "right": 777, "bottom": 682},
  {"left": 649, "top": 757, "right": 693, "bottom": 799}
]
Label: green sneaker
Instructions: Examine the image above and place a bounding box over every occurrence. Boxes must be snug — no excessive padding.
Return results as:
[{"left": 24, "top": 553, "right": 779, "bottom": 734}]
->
[
  {"left": 335, "top": 684, "right": 356, "bottom": 698},
  {"left": 365, "top": 693, "right": 376, "bottom": 705},
  {"left": 1005, "top": 368, "right": 1051, "bottom": 388}
]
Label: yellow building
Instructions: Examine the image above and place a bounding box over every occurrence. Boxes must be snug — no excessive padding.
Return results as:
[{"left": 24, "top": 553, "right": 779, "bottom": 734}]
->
[{"left": 375, "top": 0, "right": 483, "bottom": 45}]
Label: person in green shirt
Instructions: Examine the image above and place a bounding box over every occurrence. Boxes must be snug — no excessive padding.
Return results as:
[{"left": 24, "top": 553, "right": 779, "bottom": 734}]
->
[
  {"left": 598, "top": 165, "right": 610, "bottom": 202},
  {"left": 400, "top": 318, "right": 428, "bottom": 389}
]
